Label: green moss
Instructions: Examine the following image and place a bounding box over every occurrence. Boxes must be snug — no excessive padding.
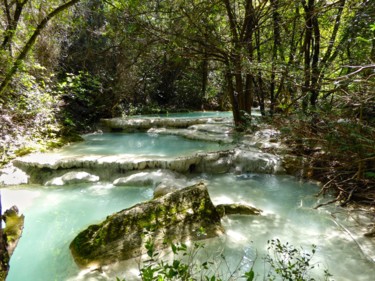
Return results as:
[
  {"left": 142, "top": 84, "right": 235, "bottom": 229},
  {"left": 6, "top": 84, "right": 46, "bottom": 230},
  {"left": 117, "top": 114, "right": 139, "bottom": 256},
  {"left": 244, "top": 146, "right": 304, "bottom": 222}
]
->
[
  {"left": 138, "top": 218, "right": 151, "bottom": 229},
  {"left": 169, "top": 206, "right": 178, "bottom": 215},
  {"left": 4, "top": 213, "right": 24, "bottom": 243},
  {"left": 198, "top": 199, "right": 206, "bottom": 212},
  {"left": 70, "top": 224, "right": 101, "bottom": 257},
  {"left": 14, "top": 147, "right": 35, "bottom": 157}
]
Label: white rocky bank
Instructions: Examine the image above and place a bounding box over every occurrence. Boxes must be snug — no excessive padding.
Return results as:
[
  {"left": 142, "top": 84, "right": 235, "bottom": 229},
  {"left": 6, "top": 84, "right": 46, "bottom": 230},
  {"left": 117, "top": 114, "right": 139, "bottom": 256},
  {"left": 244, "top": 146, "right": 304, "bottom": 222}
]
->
[{"left": 1, "top": 115, "right": 286, "bottom": 186}]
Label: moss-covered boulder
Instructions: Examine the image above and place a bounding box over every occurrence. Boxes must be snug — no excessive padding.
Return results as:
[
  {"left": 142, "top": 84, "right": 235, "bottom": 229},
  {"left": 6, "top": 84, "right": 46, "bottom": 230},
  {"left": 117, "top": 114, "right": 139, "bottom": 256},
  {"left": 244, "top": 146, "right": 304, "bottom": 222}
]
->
[{"left": 69, "top": 182, "right": 224, "bottom": 268}]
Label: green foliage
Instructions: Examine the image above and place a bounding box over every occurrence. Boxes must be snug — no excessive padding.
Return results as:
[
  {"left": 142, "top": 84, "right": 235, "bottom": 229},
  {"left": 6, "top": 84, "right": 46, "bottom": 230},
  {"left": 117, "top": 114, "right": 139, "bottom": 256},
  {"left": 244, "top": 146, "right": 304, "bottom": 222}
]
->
[
  {"left": 274, "top": 105, "right": 375, "bottom": 204},
  {"left": 0, "top": 63, "right": 67, "bottom": 165},
  {"left": 14, "top": 146, "right": 35, "bottom": 157},
  {"left": 365, "top": 172, "right": 375, "bottom": 180},
  {"left": 139, "top": 240, "right": 213, "bottom": 281},
  {"left": 54, "top": 71, "right": 104, "bottom": 132},
  {"left": 265, "top": 239, "right": 331, "bottom": 281},
  {"left": 117, "top": 239, "right": 331, "bottom": 281},
  {"left": 55, "top": 71, "right": 101, "bottom": 107}
]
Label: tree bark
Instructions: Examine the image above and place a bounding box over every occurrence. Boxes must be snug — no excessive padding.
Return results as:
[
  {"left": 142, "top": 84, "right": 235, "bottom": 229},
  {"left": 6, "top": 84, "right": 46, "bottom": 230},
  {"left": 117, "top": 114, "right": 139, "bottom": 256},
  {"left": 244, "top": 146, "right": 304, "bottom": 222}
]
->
[{"left": 1, "top": 0, "right": 29, "bottom": 52}]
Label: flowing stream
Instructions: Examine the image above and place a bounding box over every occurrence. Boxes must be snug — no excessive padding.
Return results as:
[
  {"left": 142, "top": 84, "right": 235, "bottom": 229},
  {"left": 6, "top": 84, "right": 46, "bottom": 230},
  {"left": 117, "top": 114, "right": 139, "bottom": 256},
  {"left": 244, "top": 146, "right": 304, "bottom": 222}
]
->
[{"left": 1, "top": 115, "right": 375, "bottom": 280}]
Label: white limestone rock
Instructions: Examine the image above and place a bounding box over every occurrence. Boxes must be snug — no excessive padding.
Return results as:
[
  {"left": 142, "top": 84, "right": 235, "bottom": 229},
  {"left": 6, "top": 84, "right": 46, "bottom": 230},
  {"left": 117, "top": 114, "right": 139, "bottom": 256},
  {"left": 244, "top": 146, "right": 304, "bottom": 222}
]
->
[
  {"left": 113, "top": 169, "right": 187, "bottom": 187},
  {"left": 233, "top": 148, "right": 285, "bottom": 174},
  {"left": 45, "top": 171, "right": 100, "bottom": 186},
  {"left": 0, "top": 164, "right": 29, "bottom": 185}
]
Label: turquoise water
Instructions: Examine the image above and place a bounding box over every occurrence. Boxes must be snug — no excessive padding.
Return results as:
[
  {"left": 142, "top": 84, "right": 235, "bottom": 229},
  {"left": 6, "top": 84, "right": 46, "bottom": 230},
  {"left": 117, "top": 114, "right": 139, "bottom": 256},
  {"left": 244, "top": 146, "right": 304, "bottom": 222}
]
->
[
  {"left": 2, "top": 184, "right": 153, "bottom": 281},
  {"left": 130, "top": 109, "right": 261, "bottom": 118},
  {"left": 130, "top": 111, "right": 233, "bottom": 118},
  {"left": 3, "top": 174, "right": 375, "bottom": 280},
  {"left": 58, "top": 133, "right": 229, "bottom": 157},
  {"left": 2, "top": 131, "right": 375, "bottom": 280}
]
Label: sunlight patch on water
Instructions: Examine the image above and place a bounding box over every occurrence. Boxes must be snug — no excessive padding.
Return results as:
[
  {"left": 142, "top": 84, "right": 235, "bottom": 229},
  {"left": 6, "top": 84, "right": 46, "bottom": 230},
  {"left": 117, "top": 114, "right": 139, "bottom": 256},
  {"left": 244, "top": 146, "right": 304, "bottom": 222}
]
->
[{"left": 1, "top": 189, "right": 41, "bottom": 213}]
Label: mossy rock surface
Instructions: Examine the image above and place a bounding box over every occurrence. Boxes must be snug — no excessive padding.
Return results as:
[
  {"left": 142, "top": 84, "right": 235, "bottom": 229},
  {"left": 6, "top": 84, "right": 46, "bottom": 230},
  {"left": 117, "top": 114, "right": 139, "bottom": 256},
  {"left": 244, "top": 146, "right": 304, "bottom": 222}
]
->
[{"left": 70, "top": 182, "right": 224, "bottom": 268}]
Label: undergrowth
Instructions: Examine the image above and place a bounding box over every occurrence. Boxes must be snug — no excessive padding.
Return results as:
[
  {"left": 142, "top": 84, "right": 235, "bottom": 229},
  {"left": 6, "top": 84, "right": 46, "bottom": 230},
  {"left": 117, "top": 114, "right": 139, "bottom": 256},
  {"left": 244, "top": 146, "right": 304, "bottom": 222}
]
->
[{"left": 272, "top": 109, "right": 375, "bottom": 207}]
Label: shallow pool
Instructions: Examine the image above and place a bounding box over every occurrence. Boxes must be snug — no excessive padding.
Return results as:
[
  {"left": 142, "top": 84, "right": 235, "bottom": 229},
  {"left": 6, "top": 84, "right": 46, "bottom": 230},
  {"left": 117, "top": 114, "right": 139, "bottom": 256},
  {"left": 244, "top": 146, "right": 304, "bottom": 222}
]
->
[
  {"left": 2, "top": 173, "right": 375, "bottom": 281},
  {"left": 130, "top": 111, "right": 234, "bottom": 119},
  {"left": 58, "top": 133, "right": 230, "bottom": 157}
]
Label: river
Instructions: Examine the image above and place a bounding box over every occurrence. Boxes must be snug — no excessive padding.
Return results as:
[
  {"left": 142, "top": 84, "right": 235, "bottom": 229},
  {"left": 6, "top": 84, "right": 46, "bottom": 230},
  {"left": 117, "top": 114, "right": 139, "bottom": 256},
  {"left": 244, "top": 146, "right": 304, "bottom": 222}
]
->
[{"left": 1, "top": 113, "right": 374, "bottom": 280}]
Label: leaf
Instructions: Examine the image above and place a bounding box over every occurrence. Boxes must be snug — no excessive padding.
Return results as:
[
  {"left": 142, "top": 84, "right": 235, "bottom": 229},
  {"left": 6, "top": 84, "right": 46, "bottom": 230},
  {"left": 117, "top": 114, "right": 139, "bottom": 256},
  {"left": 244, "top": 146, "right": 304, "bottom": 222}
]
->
[
  {"left": 171, "top": 243, "right": 177, "bottom": 254},
  {"left": 243, "top": 269, "right": 255, "bottom": 281},
  {"left": 365, "top": 172, "right": 375, "bottom": 179},
  {"left": 356, "top": 36, "right": 371, "bottom": 44}
]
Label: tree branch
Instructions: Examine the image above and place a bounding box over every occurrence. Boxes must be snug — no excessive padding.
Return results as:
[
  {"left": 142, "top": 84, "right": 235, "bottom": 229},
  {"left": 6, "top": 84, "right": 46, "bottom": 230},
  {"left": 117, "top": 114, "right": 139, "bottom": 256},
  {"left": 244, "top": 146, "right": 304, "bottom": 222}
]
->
[{"left": 0, "top": 0, "right": 81, "bottom": 97}]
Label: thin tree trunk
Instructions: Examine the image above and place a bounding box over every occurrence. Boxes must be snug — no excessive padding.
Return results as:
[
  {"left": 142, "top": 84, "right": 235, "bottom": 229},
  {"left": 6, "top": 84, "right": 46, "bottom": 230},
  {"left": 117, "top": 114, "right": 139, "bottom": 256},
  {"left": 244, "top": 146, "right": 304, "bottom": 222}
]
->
[
  {"left": 270, "top": 0, "right": 282, "bottom": 115},
  {"left": 254, "top": 28, "right": 265, "bottom": 115},
  {"left": 1, "top": 0, "right": 29, "bottom": 52},
  {"left": 310, "top": 13, "right": 320, "bottom": 107},
  {"left": 201, "top": 56, "right": 208, "bottom": 98},
  {"left": 226, "top": 69, "right": 241, "bottom": 126},
  {"left": 301, "top": 0, "right": 313, "bottom": 111},
  {"left": 0, "top": 0, "right": 81, "bottom": 97}
]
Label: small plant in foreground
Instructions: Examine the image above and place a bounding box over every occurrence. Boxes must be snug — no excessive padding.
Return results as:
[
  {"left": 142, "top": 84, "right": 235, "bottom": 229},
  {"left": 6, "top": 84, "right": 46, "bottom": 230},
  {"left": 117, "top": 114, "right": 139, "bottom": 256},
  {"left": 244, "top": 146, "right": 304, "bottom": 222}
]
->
[
  {"left": 265, "top": 239, "right": 332, "bottom": 281},
  {"left": 117, "top": 239, "right": 332, "bottom": 281}
]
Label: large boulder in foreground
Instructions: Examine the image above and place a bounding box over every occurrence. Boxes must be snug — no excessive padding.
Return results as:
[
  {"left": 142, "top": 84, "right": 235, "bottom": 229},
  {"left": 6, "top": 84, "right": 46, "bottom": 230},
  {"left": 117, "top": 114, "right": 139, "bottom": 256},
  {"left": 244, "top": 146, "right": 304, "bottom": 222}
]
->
[{"left": 69, "top": 182, "right": 224, "bottom": 268}]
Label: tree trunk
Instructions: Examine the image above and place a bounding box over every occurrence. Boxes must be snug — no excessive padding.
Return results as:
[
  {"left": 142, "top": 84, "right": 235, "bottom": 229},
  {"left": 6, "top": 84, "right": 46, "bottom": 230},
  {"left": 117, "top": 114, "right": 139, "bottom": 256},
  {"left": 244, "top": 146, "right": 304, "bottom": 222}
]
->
[
  {"left": 201, "top": 57, "right": 208, "bottom": 99},
  {"left": 225, "top": 69, "right": 241, "bottom": 127},
  {"left": 1, "top": 0, "right": 29, "bottom": 52},
  {"left": 270, "top": 0, "right": 282, "bottom": 115},
  {"left": 0, "top": 0, "right": 81, "bottom": 97}
]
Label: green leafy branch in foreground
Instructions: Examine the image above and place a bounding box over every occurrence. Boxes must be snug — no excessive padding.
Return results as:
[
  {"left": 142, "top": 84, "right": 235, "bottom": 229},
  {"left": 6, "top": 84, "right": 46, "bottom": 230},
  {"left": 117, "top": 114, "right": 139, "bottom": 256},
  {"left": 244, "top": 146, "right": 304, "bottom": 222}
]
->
[
  {"left": 264, "top": 239, "right": 332, "bottom": 281},
  {"left": 117, "top": 239, "right": 332, "bottom": 281}
]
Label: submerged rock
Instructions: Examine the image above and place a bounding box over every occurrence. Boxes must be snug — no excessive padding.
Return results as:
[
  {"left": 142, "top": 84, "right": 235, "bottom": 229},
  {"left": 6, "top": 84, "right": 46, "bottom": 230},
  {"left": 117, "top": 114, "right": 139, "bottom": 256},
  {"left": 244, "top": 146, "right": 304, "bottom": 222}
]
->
[
  {"left": 113, "top": 169, "right": 187, "bottom": 187},
  {"left": 216, "top": 203, "right": 262, "bottom": 217},
  {"left": 153, "top": 181, "right": 186, "bottom": 198},
  {"left": 148, "top": 120, "right": 235, "bottom": 144},
  {"left": 112, "top": 169, "right": 190, "bottom": 198},
  {"left": 45, "top": 171, "right": 100, "bottom": 186},
  {"left": 69, "top": 182, "right": 224, "bottom": 268}
]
